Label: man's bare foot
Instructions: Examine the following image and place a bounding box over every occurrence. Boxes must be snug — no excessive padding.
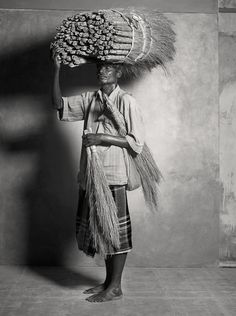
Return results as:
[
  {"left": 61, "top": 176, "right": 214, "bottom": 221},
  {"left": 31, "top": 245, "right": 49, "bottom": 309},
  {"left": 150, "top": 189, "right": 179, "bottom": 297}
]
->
[
  {"left": 83, "top": 283, "right": 106, "bottom": 294},
  {"left": 85, "top": 286, "right": 123, "bottom": 303}
]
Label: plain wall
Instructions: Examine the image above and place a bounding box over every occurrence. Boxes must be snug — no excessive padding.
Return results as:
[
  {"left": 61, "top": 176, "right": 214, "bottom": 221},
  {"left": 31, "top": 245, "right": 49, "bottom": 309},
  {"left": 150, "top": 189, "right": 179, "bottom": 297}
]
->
[
  {"left": 219, "top": 13, "right": 236, "bottom": 263},
  {"left": 0, "top": 0, "right": 217, "bottom": 12},
  {"left": 0, "top": 8, "right": 220, "bottom": 267}
]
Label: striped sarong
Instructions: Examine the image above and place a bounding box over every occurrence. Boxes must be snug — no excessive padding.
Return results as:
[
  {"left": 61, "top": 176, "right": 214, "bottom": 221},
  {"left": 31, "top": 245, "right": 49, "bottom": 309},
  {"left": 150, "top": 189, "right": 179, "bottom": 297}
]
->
[{"left": 76, "top": 185, "right": 132, "bottom": 257}]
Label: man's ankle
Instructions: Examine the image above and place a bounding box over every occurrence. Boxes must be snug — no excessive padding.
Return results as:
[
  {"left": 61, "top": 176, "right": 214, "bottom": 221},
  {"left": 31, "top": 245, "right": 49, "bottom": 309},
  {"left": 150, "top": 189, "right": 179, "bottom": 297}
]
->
[{"left": 107, "top": 281, "right": 121, "bottom": 289}]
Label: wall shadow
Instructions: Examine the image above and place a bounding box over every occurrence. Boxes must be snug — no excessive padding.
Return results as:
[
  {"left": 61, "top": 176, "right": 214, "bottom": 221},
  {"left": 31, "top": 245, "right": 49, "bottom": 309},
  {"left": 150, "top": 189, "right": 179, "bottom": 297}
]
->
[
  {"left": 0, "top": 38, "right": 101, "bottom": 285},
  {"left": 0, "top": 34, "right": 137, "bottom": 283},
  {"left": 0, "top": 38, "right": 132, "bottom": 99}
]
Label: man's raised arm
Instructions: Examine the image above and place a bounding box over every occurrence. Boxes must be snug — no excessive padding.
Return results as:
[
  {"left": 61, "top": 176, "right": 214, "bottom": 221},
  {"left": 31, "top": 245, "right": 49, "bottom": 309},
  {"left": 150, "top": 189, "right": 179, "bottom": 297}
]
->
[{"left": 52, "top": 54, "right": 63, "bottom": 110}]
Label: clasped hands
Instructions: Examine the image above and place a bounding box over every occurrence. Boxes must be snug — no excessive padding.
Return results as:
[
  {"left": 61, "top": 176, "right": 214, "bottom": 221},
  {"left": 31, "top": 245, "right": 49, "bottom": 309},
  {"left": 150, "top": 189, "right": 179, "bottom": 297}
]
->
[
  {"left": 82, "top": 133, "right": 103, "bottom": 147},
  {"left": 82, "top": 94, "right": 116, "bottom": 147}
]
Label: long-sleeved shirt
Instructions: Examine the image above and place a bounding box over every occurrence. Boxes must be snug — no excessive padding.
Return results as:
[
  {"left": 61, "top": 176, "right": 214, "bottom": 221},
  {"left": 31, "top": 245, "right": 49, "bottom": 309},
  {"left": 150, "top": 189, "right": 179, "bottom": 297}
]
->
[{"left": 59, "top": 84, "right": 144, "bottom": 188}]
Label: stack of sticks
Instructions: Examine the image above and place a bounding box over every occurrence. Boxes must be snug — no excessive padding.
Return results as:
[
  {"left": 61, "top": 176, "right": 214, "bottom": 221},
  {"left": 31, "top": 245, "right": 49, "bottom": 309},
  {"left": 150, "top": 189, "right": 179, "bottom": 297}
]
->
[
  {"left": 50, "top": 8, "right": 176, "bottom": 77},
  {"left": 50, "top": 10, "right": 133, "bottom": 66}
]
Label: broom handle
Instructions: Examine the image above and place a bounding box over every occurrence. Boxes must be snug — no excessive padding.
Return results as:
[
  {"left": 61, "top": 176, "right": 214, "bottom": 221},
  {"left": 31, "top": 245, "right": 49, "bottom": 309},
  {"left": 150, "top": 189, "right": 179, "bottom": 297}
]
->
[{"left": 84, "top": 129, "right": 97, "bottom": 153}]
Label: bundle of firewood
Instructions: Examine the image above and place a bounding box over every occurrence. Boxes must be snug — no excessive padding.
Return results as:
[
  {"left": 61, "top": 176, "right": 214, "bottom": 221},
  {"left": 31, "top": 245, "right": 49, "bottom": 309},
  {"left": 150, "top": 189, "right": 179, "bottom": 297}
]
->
[{"left": 50, "top": 8, "right": 176, "bottom": 76}]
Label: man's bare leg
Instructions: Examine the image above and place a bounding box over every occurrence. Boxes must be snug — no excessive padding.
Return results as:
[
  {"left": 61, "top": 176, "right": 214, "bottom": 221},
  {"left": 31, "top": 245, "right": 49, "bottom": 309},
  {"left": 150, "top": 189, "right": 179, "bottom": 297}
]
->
[
  {"left": 86, "top": 252, "right": 127, "bottom": 302},
  {"left": 83, "top": 255, "right": 113, "bottom": 294}
]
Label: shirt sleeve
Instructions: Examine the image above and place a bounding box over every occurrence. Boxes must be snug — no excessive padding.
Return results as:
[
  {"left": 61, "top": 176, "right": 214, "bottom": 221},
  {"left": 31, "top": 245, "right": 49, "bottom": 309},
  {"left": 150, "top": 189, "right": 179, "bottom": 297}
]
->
[
  {"left": 58, "top": 92, "right": 92, "bottom": 121},
  {"left": 122, "top": 94, "right": 145, "bottom": 155}
]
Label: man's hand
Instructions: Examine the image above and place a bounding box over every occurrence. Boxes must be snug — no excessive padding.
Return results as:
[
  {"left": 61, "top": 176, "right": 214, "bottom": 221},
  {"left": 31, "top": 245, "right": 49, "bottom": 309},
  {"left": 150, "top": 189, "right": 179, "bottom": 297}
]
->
[
  {"left": 83, "top": 133, "right": 129, "bottom": 149},
  {"left": 70, "top": 56, "right": 88, "bottom": 68},
  {"left": 53, "top": 53, "right": 62, "bottom": 70},
  {"left": 82, "top": 133, "right": 102, "bottom": 147}
]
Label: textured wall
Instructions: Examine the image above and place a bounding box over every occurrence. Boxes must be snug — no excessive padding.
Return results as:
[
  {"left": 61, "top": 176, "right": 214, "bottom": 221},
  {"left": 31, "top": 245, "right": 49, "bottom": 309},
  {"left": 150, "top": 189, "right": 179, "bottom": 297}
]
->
[
  {"left": 0, "top": 0, "right": 218, "bottom": 12},
  {"left": 0, "top": 9, "right": 219, "bottom": 267},
  {"left": 219, "top": 0, "right": 236, "bottom": 8},
  {"left": 125, "top": 14, "right": 219, "bottom": 267},
  {"left": 219, "top": 13, "right": 236, "bottom": 264}
]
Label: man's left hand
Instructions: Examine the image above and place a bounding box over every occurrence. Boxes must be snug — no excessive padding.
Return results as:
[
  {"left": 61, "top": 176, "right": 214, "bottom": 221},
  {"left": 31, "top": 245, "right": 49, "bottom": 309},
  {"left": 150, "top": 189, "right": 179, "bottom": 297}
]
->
[{"left": 82, "top": 133, "right": 102, "bottom": 147}]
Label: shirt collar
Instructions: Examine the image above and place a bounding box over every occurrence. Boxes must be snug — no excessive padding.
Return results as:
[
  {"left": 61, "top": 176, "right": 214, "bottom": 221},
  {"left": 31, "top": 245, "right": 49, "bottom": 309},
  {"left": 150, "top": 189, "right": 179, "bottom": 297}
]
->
[{"left": 96, "top": 84, "right": 121, "bottom": 103}]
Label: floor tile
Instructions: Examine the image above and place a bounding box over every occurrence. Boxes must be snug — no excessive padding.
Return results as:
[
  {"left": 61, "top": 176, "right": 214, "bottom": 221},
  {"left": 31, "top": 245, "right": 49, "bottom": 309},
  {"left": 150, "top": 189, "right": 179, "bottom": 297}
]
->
[{"left": 1, "top": 266, "right": 236, "bottom": 316}]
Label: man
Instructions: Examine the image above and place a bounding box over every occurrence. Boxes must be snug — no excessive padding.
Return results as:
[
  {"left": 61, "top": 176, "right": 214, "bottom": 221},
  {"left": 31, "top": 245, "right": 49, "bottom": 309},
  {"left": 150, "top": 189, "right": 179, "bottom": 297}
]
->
[{"left": 52, "top": 54, "right": 144, "bottom": 302}]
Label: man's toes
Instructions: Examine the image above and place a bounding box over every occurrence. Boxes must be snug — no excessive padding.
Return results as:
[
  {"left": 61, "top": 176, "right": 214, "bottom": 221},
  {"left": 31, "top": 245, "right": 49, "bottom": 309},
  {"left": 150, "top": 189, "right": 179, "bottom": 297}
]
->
[
  {"left": 85, "top": 295, "right": 93, "bottom": 302},
  {"left": 83, "top": 288, "right": 95, "bottom": 294},
  {"left": 94, "top": 296, "right": 102, "bottom": 302},
  {"left": 83, "top": 289, "right": 91, "bottom": 294},
  {"left": 85, "top": 294, "right": 99, "bottom": 302},
  {"left": 85, "top": 290, "right": 123, "bottom": 303},
  {"left": 83, "top": 284, "right": 105, "bottom": 295}
]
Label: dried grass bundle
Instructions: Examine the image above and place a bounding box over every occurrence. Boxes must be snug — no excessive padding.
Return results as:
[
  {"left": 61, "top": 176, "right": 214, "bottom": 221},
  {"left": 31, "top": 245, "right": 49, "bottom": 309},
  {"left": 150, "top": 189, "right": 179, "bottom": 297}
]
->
[
  {"left": 50, "top": 8, "right": 176, "bottom": 77},
  {"left": 133, "top": 143, "right": 163, "bottom": 210}
]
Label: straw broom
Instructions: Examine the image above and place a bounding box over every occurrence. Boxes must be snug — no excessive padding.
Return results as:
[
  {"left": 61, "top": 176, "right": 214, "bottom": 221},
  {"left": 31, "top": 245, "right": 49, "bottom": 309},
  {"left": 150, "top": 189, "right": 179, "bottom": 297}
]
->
[
  {"left": 133, "top": 143, "right": 163, "bottom": 210},
  {"left": 103, "top": 93, "right": 163, "bottom": 211},
  {"left": 84, "top": 129, "right": 120, "bottom": 257}
]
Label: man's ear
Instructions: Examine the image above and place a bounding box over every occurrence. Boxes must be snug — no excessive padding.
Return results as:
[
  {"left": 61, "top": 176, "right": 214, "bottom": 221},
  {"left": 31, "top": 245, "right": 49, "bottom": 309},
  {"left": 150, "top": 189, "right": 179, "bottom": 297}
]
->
[{"left": 117, "top": 69, "right": 123, "bottom": 79}]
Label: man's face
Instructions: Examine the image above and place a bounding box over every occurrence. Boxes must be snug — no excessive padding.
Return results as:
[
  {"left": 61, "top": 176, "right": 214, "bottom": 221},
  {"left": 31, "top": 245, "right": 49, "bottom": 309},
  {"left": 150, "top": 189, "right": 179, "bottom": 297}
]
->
[{"left": 96, "top": 64, "right": 121, "bottom": 85}]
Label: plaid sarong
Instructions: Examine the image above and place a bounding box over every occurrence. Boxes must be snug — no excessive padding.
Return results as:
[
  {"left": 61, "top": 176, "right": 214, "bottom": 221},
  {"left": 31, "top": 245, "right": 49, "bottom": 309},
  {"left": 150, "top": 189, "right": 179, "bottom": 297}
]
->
[{"left": 76, "top": 185, "right": 132, "bottom": 257}]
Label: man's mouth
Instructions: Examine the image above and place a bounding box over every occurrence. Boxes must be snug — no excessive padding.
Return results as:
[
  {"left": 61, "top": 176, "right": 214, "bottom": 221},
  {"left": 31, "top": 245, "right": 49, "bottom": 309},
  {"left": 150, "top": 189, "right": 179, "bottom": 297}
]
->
[{"left": 98, "top": 75, "right": 107, "bottom": 79}]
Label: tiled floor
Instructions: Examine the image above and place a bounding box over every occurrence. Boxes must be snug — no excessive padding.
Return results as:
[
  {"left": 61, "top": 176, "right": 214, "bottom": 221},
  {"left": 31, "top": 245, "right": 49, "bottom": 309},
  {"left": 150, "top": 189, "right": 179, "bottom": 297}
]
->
[{"left": 0, "top": 266, "right": 236, "bottom": 315}]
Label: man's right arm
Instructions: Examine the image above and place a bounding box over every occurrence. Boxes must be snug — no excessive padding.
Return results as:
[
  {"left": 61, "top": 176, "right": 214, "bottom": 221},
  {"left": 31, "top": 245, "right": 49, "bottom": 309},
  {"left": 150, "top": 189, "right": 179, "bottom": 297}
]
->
[
  {"left": 52, "top": 55, "right": 63, "bottom": 111},
  {"left": 51, "top": 54, "right": 89, "bottom": 121}
]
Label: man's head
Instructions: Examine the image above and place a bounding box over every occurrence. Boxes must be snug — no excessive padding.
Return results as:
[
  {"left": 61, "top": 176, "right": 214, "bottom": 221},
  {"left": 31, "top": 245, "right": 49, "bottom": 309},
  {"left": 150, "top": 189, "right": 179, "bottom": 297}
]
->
[{"left": 96, "top": 63, "right": 123, "bottom": 85}]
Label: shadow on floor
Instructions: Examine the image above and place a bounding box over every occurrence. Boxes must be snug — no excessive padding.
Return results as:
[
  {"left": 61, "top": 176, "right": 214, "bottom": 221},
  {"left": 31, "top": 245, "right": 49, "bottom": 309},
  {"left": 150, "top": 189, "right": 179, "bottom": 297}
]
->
[{"left": 29, "top": 266, "right": 99, "bottom": 288}]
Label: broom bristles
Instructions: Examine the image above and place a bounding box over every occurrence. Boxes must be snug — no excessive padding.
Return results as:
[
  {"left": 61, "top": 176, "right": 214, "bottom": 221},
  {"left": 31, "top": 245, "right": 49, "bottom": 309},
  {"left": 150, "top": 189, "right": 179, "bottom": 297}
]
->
[
  {"left": 135, "top": 143, "right": 163, "bottom": 183},
  {"left": 85, "top": 146, "right": 120, "bottom": 257},
  {"left": 133, "top": 143, "right": 163, "bottom": 211},
  {"left": 111, "top": 8, "right": 176, "bottom": 77}
]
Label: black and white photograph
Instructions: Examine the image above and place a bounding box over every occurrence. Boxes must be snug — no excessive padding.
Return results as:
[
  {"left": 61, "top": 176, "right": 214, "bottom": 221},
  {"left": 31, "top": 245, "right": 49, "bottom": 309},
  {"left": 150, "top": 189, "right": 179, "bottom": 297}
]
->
[{"left": 0, "top": 0, "right": 236, "bottom": 315}]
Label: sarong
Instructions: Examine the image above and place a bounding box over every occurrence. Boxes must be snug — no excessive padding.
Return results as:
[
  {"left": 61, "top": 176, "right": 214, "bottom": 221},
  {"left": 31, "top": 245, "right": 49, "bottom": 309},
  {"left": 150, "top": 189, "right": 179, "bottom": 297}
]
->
[{"left": 76, "top": 185, "right": 132, "bottom": 257}]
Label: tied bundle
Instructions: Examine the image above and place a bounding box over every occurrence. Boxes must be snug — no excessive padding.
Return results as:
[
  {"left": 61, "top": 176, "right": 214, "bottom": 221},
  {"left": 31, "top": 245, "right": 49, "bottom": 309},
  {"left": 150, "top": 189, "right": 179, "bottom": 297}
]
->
[
  {"left": 50, "top": 8, "right": 176, "bottom": 77},
  {"left": 84, "top": 130, "right": 120, "bottom": 257}
]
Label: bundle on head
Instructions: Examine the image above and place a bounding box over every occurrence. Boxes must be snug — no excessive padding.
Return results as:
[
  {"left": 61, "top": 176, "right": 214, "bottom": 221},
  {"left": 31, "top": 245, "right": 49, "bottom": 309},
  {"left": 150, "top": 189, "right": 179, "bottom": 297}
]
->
[{"left": 50, "top": 8, "right": 176, "bottom": 77}]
